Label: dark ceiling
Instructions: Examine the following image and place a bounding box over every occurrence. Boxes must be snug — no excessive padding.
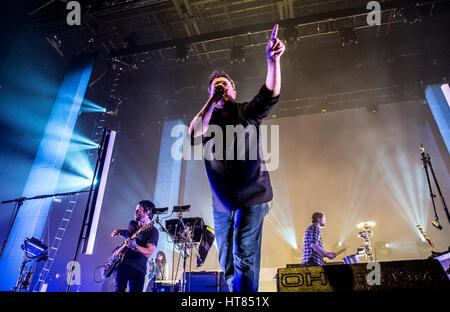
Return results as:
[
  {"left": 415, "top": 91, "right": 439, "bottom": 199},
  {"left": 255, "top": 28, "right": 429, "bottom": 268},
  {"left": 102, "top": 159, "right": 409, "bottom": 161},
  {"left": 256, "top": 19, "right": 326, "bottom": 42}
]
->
[
  {"left": 23, "top": 0, "right": 450, "bottom": 119},
  {"left": 27, "top": 0, "right": 449, "bottom": 63}
]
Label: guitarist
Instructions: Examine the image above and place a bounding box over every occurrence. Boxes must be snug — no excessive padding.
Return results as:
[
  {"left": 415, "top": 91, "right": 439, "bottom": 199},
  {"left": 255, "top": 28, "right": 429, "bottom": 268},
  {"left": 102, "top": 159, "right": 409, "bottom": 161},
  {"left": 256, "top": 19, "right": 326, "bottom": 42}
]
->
[{"left": 111, "top": 200, "right": 159, "bottom": 292}]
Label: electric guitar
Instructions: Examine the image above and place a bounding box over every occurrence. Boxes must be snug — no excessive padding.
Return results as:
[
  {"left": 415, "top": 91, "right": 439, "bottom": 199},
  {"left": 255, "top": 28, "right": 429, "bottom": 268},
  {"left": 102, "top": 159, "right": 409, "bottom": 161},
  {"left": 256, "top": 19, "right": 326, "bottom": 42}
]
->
[{"left": 103, "top": 221, "right": 154, "bottom": 278}]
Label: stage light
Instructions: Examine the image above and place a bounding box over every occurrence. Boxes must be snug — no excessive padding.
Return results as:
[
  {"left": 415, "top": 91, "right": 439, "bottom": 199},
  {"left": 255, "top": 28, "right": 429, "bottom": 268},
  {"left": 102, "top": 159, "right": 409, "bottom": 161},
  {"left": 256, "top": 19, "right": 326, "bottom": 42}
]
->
[
  {"left": 385, "top": 235, "right": 430, "bottom": 257},
  {"left": 340, "top": 29, "right": 358, "bottom": 47},
  {"left": 123, "top": 32, "right": 138, "bottom": 50},
  {"left": 176, "top": 45, "right": 190, "bottom": 63},
  {"left": 338, "top": 241, "right": 343, "bottom": 247},
  {"left": 83, "top": 37, "right": 95, "bottom": 53},
  {"left": 432, "top": 218, "right": 442, "bottom": 230},
  {"left": 283, "top": 26, "right": 299, "bottom": 45},
  {"left": 56, "top": 150, "right": 95, "bottom": 193},
  {"left": 0, "top": 53, "right": 96, "bottom": 291},
  {"left": 319, "top": 98, "right": 328, "bottom": 113},
  {"left": 369, "top": 141, "right": 430, "bottom": 241},
  {"left": 338, "top": 157, "right": 377, "bottom": 244},
  {"left": 21, "top": 237, "right": 48, "bottom": 259},
  {"left": 366, "top": 100, "right": 378, "bottom": 114},
  {"left": 46, "top": 35, "right": 62, "bottom": 56},
  {"left": 56, "top": 173, "right": 93, "bottom": 192},
  {"left": 397, "top": 5, "right": 422, "bottom": 24},
  {"left": 69, "top": 132, "right": 100, "bottom": 151},
  {"left": 81, "top": 98, "right": 106, "bottom": 113},
  {"left": 279, "top": 226, "right": 298, "bottom": 250},
  {"left": 266, "top": 197, "right": 298, "bottom": 250},
  {"left": 106, "top": 108, "right": 119, "bottom": 116},
  {"left": 230, "top": 46, "right": 245, "bottom": 64},
  {"left": 50, "top": 35, "right": 62, "bottom": 48}
]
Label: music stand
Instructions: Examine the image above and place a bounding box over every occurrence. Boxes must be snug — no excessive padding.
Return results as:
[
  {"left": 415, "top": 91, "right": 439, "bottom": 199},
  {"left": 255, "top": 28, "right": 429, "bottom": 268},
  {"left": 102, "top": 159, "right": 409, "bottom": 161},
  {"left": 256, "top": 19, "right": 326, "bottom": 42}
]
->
[
  {"left": 165, "top": 217, "right": 205, "bottom": 243},
  {"left": 163, "top": 209, "right": 204, "bottom": 292}
]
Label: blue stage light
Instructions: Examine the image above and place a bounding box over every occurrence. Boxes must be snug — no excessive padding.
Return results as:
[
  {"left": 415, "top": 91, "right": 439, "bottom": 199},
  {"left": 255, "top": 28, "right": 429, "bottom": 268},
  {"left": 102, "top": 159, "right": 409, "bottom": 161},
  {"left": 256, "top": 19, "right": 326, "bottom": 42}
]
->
[
  {"left": 0, "top": 54, "right": 95, "bottom": 291},
  {"left": 69, "top": 132, "right": 100, "bottom": 151},
  {"left": 81, "top": 98, "right": 106, "bottom": 113}
]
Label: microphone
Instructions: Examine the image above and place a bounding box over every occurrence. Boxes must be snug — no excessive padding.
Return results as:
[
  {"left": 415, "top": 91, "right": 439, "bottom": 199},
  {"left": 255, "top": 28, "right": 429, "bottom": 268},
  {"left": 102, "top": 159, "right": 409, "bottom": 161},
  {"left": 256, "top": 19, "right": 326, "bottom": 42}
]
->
[
  {"left": 213, "top": 84, "right": 225, "bottom": 100},
  {"left": 215, "top": 85, "right": 224, "bottom": 94},
  {"left": 419, "top": 143, "right": 425, "bottom": 155},
  {"left": 419, "top": 143, "right": 428, "bottom": 168}
]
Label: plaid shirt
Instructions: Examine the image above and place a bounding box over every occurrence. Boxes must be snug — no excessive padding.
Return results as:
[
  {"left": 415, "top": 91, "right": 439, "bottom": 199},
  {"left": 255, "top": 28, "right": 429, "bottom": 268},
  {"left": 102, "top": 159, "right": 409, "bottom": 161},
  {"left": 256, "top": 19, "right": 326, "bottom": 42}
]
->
[{"left": 301, "top": 224, "right": 324, "bottom": 266}]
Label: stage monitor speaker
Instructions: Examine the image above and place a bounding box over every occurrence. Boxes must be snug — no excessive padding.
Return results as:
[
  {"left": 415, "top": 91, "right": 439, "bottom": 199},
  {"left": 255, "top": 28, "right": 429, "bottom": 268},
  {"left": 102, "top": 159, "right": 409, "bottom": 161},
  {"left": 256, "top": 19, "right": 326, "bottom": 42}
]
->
[
  {"left": 152, "top": 280, "right": 180, "bottom": 292},
  {"left": 277, "top": 259, "right": 449, "bottom": 292},
  {"left": 184, "top": 271, "right": 229, "bottom": 292}
]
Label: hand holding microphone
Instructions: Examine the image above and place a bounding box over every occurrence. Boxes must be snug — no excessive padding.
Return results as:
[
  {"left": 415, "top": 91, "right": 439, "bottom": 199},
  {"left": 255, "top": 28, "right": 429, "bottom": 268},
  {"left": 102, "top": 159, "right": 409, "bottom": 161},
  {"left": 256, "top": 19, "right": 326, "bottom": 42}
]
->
[{"left": 212, "top": 84, "right": 226, "bottom": 101}]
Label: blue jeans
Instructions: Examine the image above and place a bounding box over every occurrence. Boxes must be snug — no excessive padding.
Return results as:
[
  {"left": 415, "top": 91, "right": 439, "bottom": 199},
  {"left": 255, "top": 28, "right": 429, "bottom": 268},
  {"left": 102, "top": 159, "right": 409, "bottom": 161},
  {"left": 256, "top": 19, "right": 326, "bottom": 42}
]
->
[{"left": 213, "top": 202, "right": 270, "bottom": 292}]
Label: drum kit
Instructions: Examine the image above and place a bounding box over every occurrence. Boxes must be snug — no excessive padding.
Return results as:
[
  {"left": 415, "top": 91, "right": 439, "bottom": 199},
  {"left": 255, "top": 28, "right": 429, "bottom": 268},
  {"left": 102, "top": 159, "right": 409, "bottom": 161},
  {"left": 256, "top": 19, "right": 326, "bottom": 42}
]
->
[{"left": 342, "top": 221, "right": 376, "bottom": 264}]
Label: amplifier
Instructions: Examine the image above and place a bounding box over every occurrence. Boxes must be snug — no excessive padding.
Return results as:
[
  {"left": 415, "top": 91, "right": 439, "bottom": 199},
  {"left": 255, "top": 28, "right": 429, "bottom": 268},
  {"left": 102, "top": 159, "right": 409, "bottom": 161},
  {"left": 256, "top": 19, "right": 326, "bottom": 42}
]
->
[
  {"left": 152, "top": 280, "right": 180, "bottom": 292},
  {"left": 184, "top": 271, "right": 229, "bottom": 292},
  {"left": 277, "top": 259, "right": 449, "bottom": 292}
]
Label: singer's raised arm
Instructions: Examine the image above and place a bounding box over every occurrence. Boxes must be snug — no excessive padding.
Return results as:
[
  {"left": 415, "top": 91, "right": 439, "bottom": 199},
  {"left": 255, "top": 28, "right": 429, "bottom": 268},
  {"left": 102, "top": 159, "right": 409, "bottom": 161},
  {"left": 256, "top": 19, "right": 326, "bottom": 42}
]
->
[
  {"left": 265, "top": 24, "right": 285, "bottom": 97},
  {"left": 188, "top": 96, "right": 215, "bottom": 138}
]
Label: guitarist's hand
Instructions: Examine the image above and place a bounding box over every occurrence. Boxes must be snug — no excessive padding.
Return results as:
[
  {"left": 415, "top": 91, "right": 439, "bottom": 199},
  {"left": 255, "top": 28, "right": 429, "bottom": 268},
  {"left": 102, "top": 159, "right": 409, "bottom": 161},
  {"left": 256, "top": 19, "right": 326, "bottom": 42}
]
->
[
  {"left": 127, "top": 239, "right": 138, "bottom": 251},
  {"left": 111, "top": 230, "right": 119, "bottom": 237}
]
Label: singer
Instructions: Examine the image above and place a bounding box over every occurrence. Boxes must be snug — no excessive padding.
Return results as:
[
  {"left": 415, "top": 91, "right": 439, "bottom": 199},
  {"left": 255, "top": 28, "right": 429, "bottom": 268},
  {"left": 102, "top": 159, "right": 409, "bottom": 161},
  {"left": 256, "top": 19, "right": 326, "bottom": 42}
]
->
[{"left": 188, "top": 24, "right": 285, "bottom": 292}]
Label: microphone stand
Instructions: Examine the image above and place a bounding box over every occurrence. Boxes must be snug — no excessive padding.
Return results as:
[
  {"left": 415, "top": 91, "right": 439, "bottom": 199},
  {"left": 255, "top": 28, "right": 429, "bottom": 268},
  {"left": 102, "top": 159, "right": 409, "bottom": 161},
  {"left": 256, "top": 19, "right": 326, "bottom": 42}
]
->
[
  {"left": 176, "top": 211, "right": 189, "bottom": 293},
  {"left": 0, "top": 190, "right": 91, "bottom": 259},
  {"left": 420, "top": 144, "right": 450, "bottom": 228},
  {"left": 153, "top": 214, "right": 182, "bottom": 292},
  {"left": 176, "top": 213, "right": 201, "bottom": 293},
  {"left": 154, "top": 211, "right": 200, "bottom": 292}
]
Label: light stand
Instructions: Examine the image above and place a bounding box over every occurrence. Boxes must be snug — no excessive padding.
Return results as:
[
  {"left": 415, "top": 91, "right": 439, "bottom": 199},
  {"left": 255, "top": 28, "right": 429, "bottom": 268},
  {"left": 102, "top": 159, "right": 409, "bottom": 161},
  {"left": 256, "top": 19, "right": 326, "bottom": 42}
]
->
[
  {"left": 13, "top": 238, "right": 48, "bottom": 292},
  {"left": 420, "top": 144, "right": 450, "bottom": 229}
]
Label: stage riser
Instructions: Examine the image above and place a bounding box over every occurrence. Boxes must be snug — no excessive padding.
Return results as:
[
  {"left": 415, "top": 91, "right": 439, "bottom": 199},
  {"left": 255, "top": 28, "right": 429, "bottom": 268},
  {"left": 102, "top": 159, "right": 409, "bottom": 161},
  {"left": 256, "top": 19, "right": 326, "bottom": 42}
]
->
[{"left": 277, "top": 259, "right": 450, "bottom": 292}]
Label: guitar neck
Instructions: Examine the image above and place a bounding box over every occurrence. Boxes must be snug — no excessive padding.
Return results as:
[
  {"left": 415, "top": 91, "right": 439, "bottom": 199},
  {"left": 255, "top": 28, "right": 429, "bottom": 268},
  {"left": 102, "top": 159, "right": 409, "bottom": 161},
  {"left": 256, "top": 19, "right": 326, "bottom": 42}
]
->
[{"left": 130, "top": 221, "right": 154, "bottom": 240}]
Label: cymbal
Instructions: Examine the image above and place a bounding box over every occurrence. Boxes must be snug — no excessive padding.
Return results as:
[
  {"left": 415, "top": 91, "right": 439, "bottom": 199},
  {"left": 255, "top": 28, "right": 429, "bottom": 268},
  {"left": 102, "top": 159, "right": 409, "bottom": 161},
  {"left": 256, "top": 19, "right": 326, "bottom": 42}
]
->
[{"left": 357, "top": 221, "right": 376, "bottom": 230}]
